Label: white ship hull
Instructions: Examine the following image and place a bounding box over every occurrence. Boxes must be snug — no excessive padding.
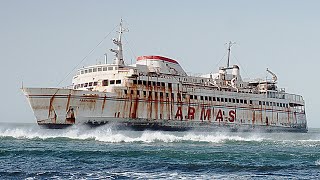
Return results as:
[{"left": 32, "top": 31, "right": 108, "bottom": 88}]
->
[{"left": 22, "top": 88, "right": 307, "bottom": 132}]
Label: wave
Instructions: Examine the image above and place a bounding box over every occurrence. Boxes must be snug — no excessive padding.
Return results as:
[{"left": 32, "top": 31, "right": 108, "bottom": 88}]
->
[{"left": 0, "top": 124, "right": 319, "bottom": 144}]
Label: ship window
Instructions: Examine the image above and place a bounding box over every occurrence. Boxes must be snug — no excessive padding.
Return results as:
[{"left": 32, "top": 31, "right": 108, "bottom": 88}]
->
[
  {"left": 177, "top": 93, "right": 181, "bottom": 100},
  {"left": 225, "top": 98, "right": 228, "bottom": 102},
  {"left": 250, "top": 100, "right": 253, "bottom": 104},
  {"left": 277, "top": 103, "right": 279, "bottom": 107},
  {"left": 124, "top": 90, "right": 127, "bottom": 94},
  {"left": 133, "top": 80, "right": 137, "bottom": 84},
  {"left": 93, "top": 68, "right": 97, "bottom": 72},
  {"left": 233, "top": 99, "right": 235, "bottom": 103},
  {"left": 84, "top": 83, "right": 88, "bottom": 87},
  {"left": 161, "top": 82, "right": 165, "bottom": 87},
  {"left": 80, "top": 84, "right": 84, "bottom": 88},
  {"left": 240, "top": 99, "right": 243, "bottom": 104},
  {"left": 102, "top": 80, "right": 108, "bottom": 86},
  {"left": 131, "top": 90, "right": 134, "bottom": 94},
  {"left": 266, "top": 102, "right": 269, "bottom": 106},
  {"left": 81, "top": 70, "right": 84, "bottom": 74},
  {"left": 194, "top": 95, "right": 197, "bottom": 100},
  {"left": 147, "top": 81, "right": 151, "bottom": 86},
  {"left": 93, "top": 82, "right": 98, "bottom": 86},
  {"left": 137, "top": 90, "right": 140, "bottom": 96},
  {"left": 244, "top": 100, "right": 247, "bottom": 104},
  {"left": 273, "top": 102, "right": 276, "bottom": 106},
  {"left": 115, "top": 67, "right": 118, "bottom": 70},
  {"left": 217, "top": 97, "right": 220, "bottom": 101},
  {"left": 110, "top": 80, "right": 115, "bottom": 85},
  {"left": 221, "top": 98, "right": 224, "bottom": 102},
  {"left": 89, "top": 69, "right": 93, "bottom": 73},
  {"left": 200, "top": 96, "right": 203, "bottom": 100},
  {"left": 138, "top": 80, "right": 142, "bottom": 85},
  {"left": 85, "top": 70, "right": 88, "bottom": 73},
  {"left": 205, "top": 96, "right": 208, "bottom": 100},
  {"left": 166, "top": 93, "right": 169, "bottom": 98},
  {"left": 286, "top": 104, "right": 288, "bottom": 108},
  {"left": 116, "top": 80, "right": 121, "bottom": 84},
  {"left": 209, "top": 97, "right": 212, "bottom": 101},
  {"left": 263, "top": 101, "right": 265, "bottom": 106},
  {"left": 229, "top": 98, "right": 232, "bottom": 103},
  {"left": 236, "top": 99, "right": 239, "bottom": 103},
  {"left": 143, "top": 91, "right": 146, "bottom": 96},
  {"left": 89, "top": 82, "right": 93, "bottom": 86},
  {"left": 168, "top": 83, "right": 172, "bottom": 88},
  {"left": 213, "top": 97, "right": 216, "bottom": 101},
  {"left": 98, "top": 67, "right": 102, "bottom": 72},
  {"left": 259, "top": 101, "right": 261, "bottom": 105},
  {"left": 160, "top": 92, "right": 163, "bottom": 97},
  {"left": 190, "top": 95, "right": 194, "bottom": 99},
  {"left": 182, "top": 94, "right": 186, "bottom": 99},
  {"left": 108, "top": 67, "right": 113, "bottom": 71},
  {"left": 157, "top": 82, "right": 161, "bottom": 86},
  {"left": 155, "top": 92, "right": 158, "bottom": 98},
  {"left": 171, "top": 93, "right": 174, "bottom": 100},
  {"left": 103, "top": 67, "right": 108, "bottom": 71},
  {"left": 152, "top": 82, "right": 156, "bottom": 86},
  {"left": 143, "top": 81, "right": 147, "bottom": 85}
]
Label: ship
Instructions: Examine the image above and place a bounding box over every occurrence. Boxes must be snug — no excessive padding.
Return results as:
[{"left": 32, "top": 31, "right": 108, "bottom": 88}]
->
[{"left": 22, "top": 20, "right": 307, "bottom": 132}]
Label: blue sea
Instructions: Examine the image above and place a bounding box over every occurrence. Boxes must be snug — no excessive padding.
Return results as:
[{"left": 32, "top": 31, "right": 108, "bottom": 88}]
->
[{"left": 0, "top": 123, "right": 319, "bottom": 179}]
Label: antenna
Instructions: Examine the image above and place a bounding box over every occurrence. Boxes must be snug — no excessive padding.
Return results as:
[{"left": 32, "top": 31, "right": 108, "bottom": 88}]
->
[{"left": 226, "top": 41, "right": 236, "bottom": 68}]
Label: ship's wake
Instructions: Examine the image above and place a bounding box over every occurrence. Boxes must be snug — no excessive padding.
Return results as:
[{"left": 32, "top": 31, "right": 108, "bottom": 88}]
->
[{"left": 0, "top": 123, "right": 319, "bottom": 144}]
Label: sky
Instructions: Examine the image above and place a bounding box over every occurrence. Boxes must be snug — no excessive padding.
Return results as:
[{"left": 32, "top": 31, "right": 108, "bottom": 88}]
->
[{"left": 1, "top": 0, "right": 320, "bottom": 127}]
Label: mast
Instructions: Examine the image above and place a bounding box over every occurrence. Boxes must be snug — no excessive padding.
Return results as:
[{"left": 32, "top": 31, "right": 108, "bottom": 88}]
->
[
  {"left": 110, "top": 19, "right": 128, "bottom": 66},
  {"left": 227, "top": 41, "right": 235, "bottom": 68}
]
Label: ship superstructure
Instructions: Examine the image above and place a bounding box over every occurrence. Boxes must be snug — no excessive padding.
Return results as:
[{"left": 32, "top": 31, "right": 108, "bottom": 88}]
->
[{"left": 22, "top": 20, "right": 307, "bottom": 132}]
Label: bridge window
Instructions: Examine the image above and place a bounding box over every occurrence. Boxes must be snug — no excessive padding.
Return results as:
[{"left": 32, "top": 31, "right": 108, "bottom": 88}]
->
[
  {"left": 102, "top": 80, "right": 108, "bottom": 86},
  {"left": 116, "top": 80, "right": 121, "bottom": 84},
  {"left": 85, "top": 70, "right": 88, "bottom": 73},
  {"left": 217, "top": 97, "right": 220, "bottom": 101},
  {"left": 209, "top": 97, "right": 212, "bottom": 101},
  {"left": 103, "top": 67, "right": 108, "bottom": 71},
  {"left": 124, "top": 90, "right": 127, "bottom": 94},
  {"left": 205, "top": 96, "right": 208, "bottom": 100},
  {"left": 194, "top": 95, "right": 197, "bottom": 100},
  {"left": 152, "top": 82, "right": 156, "bottom": 86},
  {"left": 98, "top": 67, "right": 102, "bottom": 72},
  {"left": 108, "top": 67, "right": 113, "bottom": 71},
  {"left": 81, "top": 70, "right": 84, "bottom": 74},
  {"left": 84, "top": 83, "right": 88, "bottom": 87},
  {"left": 161, "top": 82, "right": 165, "bottom": 87},
  {"left": 89, "top": 69, "right": 93, "bottom": 73},
  {"left": 166, "top": 93, "right": 169, "bottom": 98},
  {"left": 213, "top": 97, "right": 216, "bottom": 101},
  {"left": 266, "top": 102, "right": 269, "bottom": 106},
  {"left": 143, "top": 91, "right": 147, "bottom": 96},
  {"left": 160, "top": 92, "right": 163, "bottom": 97},
  {"left": 250, "top": 100, "right": 253, "bottom": 104},
  {"left": 200, "top": 96, "right": 203, "bottom": 100},
  {"left": 244, "top": 100, "right": 247, "bottom": 104},
  {"left": 143, "top": 81, "right": 147, "bottom": 85},
  {"left": 190, "top": 95, "right": 194, "bottom": 99},
  {"left": 133, "top": 80, "right": 137, "bottom": 84},
  {"left": 157, "top": 82, "right": 161, "bottom": 86},
  {"left": 168, "top": 83, "right": 172, "bottom": 88},
  {"left": 221, "top": 98, "right": 224, "bottom": 102},
  {"left": 232, "top": 99, "right": 235, "bottom": 103},
  {"left": 137, "top": 90, "right": 140, "bottom": 96},
  {"left": 138, "top": 80, "right": 142, "bottom": 85},
  {"left": 89, "top": 82, "right": 93, "bottom": 86},
  {"left": 93, "top": 68, "right": 97, "bottom": 72},
  {"left": 93, "top": 82, "right": 98, "bottom": 86},
  {"left": 236, "top": 99, "right": 239, "bottom": 103},
  {"left": 240, "top": 99, "right": 243, "bottom": 104},
  {"left": 110, "top": 80, "right": 115, "bottom": 85}
]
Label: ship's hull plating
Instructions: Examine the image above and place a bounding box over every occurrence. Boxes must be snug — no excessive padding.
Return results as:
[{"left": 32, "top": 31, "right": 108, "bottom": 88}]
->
[{"left": 23, "top": 88, "right": 308, "bottom": 133}]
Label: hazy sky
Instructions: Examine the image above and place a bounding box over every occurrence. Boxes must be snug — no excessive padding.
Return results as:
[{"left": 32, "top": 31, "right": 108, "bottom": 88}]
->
[{"left": 1, "top": 0, "right": 320, "bottom": 127}]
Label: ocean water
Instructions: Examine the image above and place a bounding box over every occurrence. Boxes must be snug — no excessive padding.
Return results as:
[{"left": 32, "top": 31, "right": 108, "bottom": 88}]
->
[{"left": 0, "top": 123, "right": 319, "bottom": 179}]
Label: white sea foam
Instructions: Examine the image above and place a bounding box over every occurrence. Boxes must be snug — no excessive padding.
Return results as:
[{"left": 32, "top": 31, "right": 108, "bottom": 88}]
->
[{"left": 0, "top": 124, "right": 268, "bottom": 143}]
